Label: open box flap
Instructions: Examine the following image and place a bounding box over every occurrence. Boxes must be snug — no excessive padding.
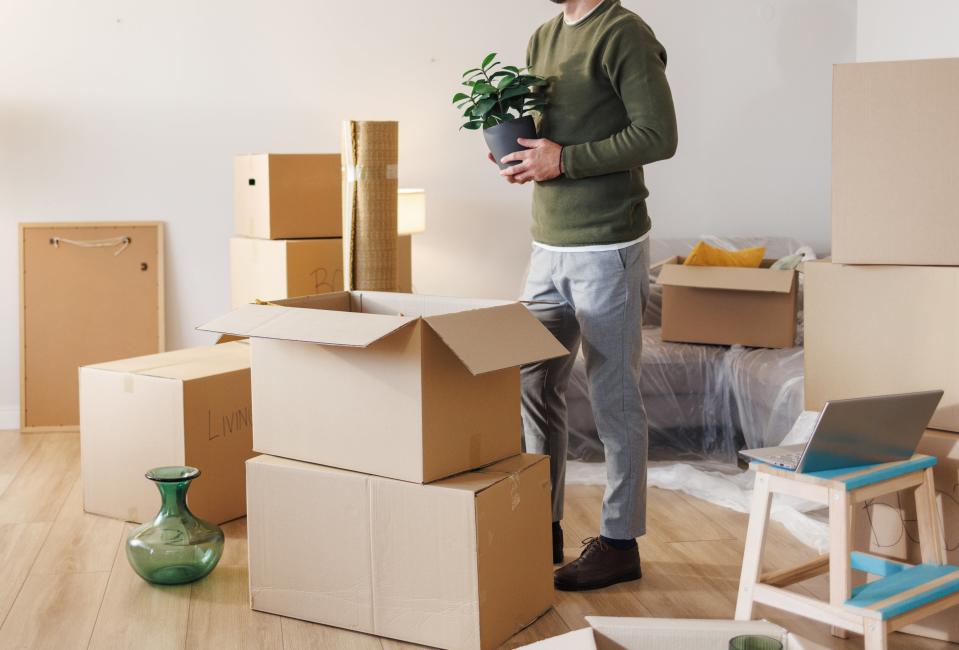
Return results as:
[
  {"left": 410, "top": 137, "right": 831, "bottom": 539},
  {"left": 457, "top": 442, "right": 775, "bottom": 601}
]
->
[
  {"left": 429, "top": 454, "right": 547, "bottom": 494},
  {"left": 197, "top": 303, "right": 416, "bottom": 348},
  {"left": 423, "top": 302, "right": 569, "bottom": 375},
  {"left": 658, "top": 263, "right": 795, "bottom": 293}
]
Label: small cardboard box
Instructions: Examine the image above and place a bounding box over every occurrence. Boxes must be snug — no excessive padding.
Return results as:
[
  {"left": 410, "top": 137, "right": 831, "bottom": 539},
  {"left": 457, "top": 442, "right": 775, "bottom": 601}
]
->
[
  {"left": 804, "top": 260, "right": 959, "bottom": 432},
  {"left": 862, "top": 429, "right": 959, "bottom": 643},
  {"left": 247, "top": 453, "right": 553, "bottom": 650},
  {"left": 832, "top": 58, "right": 959, "bottom": 265},
  {"left": 234, "top": 154, "right": 342, "bottom": 240},
  {"left": 199, "top": 292, "right": 567, "bottom": 483},
  {"left": 519, "top": 617, "right": 821, "bottom": 649},
  {"left": 79, "top": 342, "right": 254, "bottom": 524},
  {"left": 658, "top": 258, "right": 798, "bottom": 348},
  {"left": 229, "top": 236, "right": 343, "bottom": 308}
]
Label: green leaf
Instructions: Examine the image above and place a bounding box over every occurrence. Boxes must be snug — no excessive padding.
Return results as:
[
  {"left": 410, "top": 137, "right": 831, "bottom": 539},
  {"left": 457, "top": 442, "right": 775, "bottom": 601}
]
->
[
  {"left": 461, "top": 121, "right": 483, "bottom": 130},
  {"left": 462, "top": 68, "right": 481, "bottom": 78},
  {"left": 472, "top": 82, "right": 496, "bottom": 95},
  {"left": 482, "top": 52, "right": 497, "bottom": 69},
  {"left": 463, "top": 80, "right": 476, "bottom": 87},
  {"left": 500, "top": 86, "right": 531, "bottom": 100},
  {"left": 452, "top": 92, "right": 469, "bottom": 104},
  {"left": 489, "top": 70, "right": 513, "bottom": 79},
  {"left": 471, "top": 98, "right": 498, "bottom": 117},
  {"left": 496, "top": 74, "right": 516, "bottom": 90},
  {"left": 503, "top": 65, "right": 520, "bottom": 74}
]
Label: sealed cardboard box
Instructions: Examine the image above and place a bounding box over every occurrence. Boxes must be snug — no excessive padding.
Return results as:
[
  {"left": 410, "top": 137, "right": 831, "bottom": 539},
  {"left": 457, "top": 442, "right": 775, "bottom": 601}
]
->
[
  {"left": 832, "top": 58, "right": 959, "bottom": 265},
  {"left": 247, "top": 453, "right": 553, "bottom": 650},
  {"left": 658, "top": 258, "right": 798, "bottom": 348},
  {"left": 862, "top": 430, "right": 959, "bottom": 643},
  {"left": 234, "top": 153, "right": 342, "bottom": 240},
  {"left": 79, "top": 342, "right": 254, "bottom": 524},
  {"left": 804, "top": 261, "right": 959, "bottom": 432},
  {"left": 199, "top": 292, "right": 567, "bottom": 483},
  {"left": 519, "top": 617, "right": 817, "bottom": 649},
  {"left": 229, "top": 236, "right": 343, "bottom": 308}
]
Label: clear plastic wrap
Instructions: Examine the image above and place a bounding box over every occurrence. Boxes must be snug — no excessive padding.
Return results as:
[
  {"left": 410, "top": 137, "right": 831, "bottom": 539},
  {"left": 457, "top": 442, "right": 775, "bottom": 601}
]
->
[{"left": 566, "top": 236, "right": 810, "bottom": 464}]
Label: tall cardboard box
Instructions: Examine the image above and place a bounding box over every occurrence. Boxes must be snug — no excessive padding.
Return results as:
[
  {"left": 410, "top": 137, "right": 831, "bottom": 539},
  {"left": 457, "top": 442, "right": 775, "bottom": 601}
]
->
[
  {"left": 229, "top": 236, "right": 343, "bottom": 308},
  {"left": 199, "top": 292, "right": 567, "bottom": 483},
  {"left": 864, "top": 430, "right": 959, "bottom": 643},
  {"left": 803, "top": 260, "right": 959, "bottom": 432},
  {"left": 658, "top": 258, "right": 798, "bottom": 348},
  {"left": 234, "top": 154, "right": 342, "bottom": 240},
  {"left": 832, "top": 58, "right": 959, "bottom": 265},
  {"left": 246, "top": 453, "right": 554, "bottom": 650},
  {"left": 79, "top": 342, "right": 254, "bottom": 524}
]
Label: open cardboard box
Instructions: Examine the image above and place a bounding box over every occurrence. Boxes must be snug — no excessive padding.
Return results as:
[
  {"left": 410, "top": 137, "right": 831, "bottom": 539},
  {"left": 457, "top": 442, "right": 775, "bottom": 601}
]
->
[
  {"left": 79, "top": 342, "right": 254, "bottom": 524},
  {"left": 246, "top": 452, "right": 553, "bottom": 650},
  {"left": 658, "top": 257, "right": 798, "bottom": 349},
  {"left": 199, "top": 292, "right": 568, "bottom": 483},
  {"left": 520, "top": 617, "right": 825, "bottom": 649}
]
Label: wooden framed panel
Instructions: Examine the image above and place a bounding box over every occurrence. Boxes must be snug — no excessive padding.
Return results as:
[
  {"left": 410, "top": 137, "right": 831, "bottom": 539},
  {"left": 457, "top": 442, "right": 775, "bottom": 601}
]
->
[{"left": 19, "top": 222, "right": 165, "bottom": 431}]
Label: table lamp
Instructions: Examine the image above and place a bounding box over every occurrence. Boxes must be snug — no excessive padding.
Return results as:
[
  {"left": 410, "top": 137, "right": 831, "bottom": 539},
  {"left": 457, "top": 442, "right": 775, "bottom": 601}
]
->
[{"left": 397, "top": 189, "right": 426, "bottom": 292}]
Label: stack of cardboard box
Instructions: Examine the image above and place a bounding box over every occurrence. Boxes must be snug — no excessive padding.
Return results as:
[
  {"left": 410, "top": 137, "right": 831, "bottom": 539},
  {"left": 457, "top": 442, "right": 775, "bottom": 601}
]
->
[
  {"left": 230, "top": 154, "right": 345, "bottom": 308},
  {"left": 200, "top": 289, "right": 569, "bottom": 649},
  {"left": 804, "top": 57, "right": 959, "bottom": 643}
]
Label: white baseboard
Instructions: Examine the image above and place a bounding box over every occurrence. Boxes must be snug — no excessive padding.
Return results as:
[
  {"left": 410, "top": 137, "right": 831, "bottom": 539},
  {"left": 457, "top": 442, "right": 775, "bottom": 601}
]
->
[{"left": 0, "top": 404, "right": 19, "bottom": 431}]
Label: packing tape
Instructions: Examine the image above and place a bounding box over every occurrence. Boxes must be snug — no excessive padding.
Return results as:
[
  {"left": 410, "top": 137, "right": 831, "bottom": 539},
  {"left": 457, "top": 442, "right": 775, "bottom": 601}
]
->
[
  {"left": 509, "top": 473, "right": 521, "bottom": 511},
  {"left": 345, "top": 164, "right": 399, "bottom": 183}
]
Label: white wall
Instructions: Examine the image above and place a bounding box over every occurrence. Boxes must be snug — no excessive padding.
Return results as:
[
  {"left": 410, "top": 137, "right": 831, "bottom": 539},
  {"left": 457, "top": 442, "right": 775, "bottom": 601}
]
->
[
  {"left": 0, "top": 0, "right": 856, "bottom": 423},
  {"left": 858, "top": 0, "right": 959, "bottom": 62}
]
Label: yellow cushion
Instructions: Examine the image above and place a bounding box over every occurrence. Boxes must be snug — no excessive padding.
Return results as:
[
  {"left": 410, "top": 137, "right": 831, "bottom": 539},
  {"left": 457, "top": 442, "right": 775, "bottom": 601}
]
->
[{"left": 683, "top": 241, "right": 766, "bottom": 268}]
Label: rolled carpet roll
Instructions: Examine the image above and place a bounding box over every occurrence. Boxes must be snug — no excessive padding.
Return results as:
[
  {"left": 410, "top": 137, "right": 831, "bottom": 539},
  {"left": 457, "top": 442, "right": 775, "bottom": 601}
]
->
[{"left": 342, "top": 120, "right": 399, "bottom": 291}]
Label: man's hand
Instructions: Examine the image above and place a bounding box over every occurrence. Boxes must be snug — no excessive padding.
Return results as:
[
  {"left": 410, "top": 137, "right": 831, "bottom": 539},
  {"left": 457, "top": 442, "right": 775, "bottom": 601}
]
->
[{"left": 499, "top": 138, "right": 563, "bottom": 184}]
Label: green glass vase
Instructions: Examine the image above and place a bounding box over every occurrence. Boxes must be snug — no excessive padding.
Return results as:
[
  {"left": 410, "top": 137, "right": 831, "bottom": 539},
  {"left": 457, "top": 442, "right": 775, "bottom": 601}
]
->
[{"left": 126, "top": 466, "right": 224, "bottom": 585}]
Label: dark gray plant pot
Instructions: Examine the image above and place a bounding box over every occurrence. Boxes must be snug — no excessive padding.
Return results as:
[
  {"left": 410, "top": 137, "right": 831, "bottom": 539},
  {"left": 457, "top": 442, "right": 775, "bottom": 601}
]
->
[{"left": 484, "top": 116, "right": 537, "bottom": 170}]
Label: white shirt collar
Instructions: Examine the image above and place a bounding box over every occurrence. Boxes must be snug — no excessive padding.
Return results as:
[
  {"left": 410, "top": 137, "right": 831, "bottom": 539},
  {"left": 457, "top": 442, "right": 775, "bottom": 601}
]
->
[{"left": 564, "top": 0, "right": 608, "bottom": 26}]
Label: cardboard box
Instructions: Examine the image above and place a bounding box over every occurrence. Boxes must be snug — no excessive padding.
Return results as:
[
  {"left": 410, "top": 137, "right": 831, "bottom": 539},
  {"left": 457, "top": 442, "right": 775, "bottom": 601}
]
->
[
  {"left": 247, "top": 453, "right": 553, "bottom": 650},
  {"left": 658, "top": 258, "right": 798, "bottom": 348},
  {"left": 863, "top": 429, "right": 959, "bottom": 643},
  {"left": 833, "top": 58, "right": 959, "bottom": 266},
  {"left": 229, "top": 236, "right": 343, "bottom": 308},
  {"left": 519, "top": 617, "right": 821, "bottom": 649},
  {"left": 234, "top": 154, "right": 342, "bottom": 240},
  {"left": 79, "top": 342, "right": 254, "bottom": 524},
  {"left": 199, "top": 292, "right": 567, "bottom": 483},
  {"left": 804, "top": 260, "right": 959, "bottom": 432}
]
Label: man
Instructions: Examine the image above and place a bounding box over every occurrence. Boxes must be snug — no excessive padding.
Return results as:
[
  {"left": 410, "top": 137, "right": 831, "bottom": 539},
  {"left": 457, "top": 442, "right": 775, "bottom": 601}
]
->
[{"left": 497, "top": 0, "right": 677, "bottom": 591}]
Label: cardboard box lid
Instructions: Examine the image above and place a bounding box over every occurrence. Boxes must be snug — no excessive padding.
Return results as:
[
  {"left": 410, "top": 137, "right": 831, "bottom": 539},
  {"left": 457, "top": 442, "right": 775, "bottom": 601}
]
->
[
  {"left": 658, "top": 259, "right": 795, "bottom": 294},
  {"left": 197, "top": 302, "right": 418, "bottom": 348},
  {"left": 198, "top": 292, "right": 568, "bottom": 375},
  {"left": 81, "top": 342, "right": 250, "bottom": 381}
]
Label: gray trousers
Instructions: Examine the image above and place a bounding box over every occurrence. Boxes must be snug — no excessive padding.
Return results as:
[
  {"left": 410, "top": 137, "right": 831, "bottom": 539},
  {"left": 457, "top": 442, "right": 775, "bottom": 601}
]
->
[{"left": 520, "top": 239, "right": 650, "bottom": 539}]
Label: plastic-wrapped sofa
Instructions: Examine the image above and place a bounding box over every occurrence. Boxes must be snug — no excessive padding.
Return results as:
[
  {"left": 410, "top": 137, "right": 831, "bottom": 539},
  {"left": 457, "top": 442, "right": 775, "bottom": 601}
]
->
[{"left": 565, "top": 237, "right": 808, "bottom": 464}]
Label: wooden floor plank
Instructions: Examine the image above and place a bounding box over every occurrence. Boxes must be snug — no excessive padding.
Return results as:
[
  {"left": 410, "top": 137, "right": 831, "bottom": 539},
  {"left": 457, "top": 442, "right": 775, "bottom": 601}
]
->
[
  {"left": 0, "top": 434, "right": 79, "bottom": 524},
  {"left": 282, "top": 617, "right": 385, "bottom": 650},
  {"left": 186, "top": 564, "right": 283, "bottom": 650},
  {"left": 88, "top": 523, "right": 191, "bottom": 650},
  {"left": 0, "top": 571, "right": 109, "bottom": 649},
  {"left": 646, "top": 487, "right": 738, "bottom": 543},
  {"left": 0, "top": 521, "right": 50, "bottom": 624},
  {"left": 30, "top": 479, "right": 126, "bottom": 576},
  {"left": 0, "top": 430, "right": 42, "bottom": 496}
]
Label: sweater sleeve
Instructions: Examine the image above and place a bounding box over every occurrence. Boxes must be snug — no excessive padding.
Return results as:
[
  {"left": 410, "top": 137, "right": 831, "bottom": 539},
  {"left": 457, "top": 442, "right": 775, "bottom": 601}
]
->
[{"left": 562, "top": 21, "right": 678, "bottom": 179}]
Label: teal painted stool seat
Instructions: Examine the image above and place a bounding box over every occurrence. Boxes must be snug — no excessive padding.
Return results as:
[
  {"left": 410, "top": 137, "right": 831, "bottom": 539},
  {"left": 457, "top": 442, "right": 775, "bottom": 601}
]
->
[{"left": 735, "top": 454, "right": 951, "bottom": 650}]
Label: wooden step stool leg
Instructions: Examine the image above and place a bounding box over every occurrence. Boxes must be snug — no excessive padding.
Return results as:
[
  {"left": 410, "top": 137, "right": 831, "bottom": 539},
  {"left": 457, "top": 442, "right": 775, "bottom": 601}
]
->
[
  {"left": 915, "top": 467, "right": 947, "bottom": 565},
  {"left": 863, "top": 619, "right": 888, "bottom": 650},
  {"left": 829, "top": 487, "right": 851, "bottom": 639},
  {"left": 736, "top": 472, "right": 772, "bottom": 621}
]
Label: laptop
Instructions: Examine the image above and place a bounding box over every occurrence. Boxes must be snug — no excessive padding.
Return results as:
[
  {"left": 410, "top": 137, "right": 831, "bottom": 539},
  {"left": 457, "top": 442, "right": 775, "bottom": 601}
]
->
[{"left": 740, "top": 390, "right": 943, "bottom": 473}]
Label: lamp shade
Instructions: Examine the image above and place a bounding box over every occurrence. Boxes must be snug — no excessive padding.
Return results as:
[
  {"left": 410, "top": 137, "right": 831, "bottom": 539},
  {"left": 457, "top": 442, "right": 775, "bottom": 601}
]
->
[{"left": 397, "top": 188, "right": 426, "bottom": 235}]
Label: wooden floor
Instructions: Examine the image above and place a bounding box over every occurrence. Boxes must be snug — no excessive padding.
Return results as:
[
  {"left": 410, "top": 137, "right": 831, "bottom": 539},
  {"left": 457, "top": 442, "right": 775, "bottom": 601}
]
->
[{"left": 0, "top": 430, "right": 951, "bottom": 649}]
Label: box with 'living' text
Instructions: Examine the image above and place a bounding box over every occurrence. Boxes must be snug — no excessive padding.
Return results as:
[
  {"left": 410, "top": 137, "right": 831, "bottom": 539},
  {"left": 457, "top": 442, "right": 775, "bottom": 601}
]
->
[
  {"left": 79, "top": 342, "right": 254, "bottom": 524},
  {"left": 199, "top": 292, "right": 567, "bottom": 483}
]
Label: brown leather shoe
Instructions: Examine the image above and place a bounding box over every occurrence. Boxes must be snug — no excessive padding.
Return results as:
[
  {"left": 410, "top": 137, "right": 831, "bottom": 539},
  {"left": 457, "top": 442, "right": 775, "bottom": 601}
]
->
[{"left": 554, "top": 537, "right": 641, "bottom": 591}]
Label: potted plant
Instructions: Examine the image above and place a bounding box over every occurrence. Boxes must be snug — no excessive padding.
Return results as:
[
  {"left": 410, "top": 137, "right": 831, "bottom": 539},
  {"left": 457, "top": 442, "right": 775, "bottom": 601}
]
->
[{"left": 453, "top": 53, "right": 548, "bottom": 169}]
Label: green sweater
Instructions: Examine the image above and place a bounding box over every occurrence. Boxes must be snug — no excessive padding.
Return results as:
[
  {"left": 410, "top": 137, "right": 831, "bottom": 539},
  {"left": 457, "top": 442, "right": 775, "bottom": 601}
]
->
[{"left": 528, "top": 0, "right": 678, "bottom": 246}]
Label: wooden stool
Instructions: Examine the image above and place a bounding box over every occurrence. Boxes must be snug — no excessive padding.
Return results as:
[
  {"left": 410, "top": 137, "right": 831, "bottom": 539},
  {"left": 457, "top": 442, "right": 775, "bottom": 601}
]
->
[{"left": 735, "top": 454, "right": 959, "bottom": 650}]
